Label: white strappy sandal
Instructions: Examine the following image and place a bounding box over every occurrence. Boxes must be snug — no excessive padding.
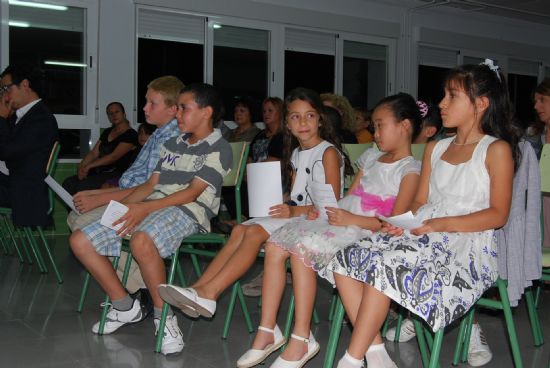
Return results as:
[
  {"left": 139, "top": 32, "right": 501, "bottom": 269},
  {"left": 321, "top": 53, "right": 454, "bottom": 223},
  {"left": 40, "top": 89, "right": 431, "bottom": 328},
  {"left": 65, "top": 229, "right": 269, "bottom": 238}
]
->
[
  {"left": 237, "top": 325, "right": 286, "bottom": 368},
  {"left": 269, "top": 331, "right": 320, "bottom": 368}
]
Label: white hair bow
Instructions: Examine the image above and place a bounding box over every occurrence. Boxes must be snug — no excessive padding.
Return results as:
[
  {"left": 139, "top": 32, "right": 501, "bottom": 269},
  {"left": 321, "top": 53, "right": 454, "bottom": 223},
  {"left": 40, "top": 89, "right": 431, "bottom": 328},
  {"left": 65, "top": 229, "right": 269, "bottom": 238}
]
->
[{"left": 481, "top": 59, "right": 501, "bottom": 81}]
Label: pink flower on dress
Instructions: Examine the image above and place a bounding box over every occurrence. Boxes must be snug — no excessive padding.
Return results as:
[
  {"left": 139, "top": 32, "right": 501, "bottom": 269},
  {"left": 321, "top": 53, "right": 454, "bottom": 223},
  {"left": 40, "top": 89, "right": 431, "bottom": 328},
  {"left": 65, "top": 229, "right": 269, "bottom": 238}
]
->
[{"left": 323, "top": 231, "right": 336, "bottom": 238}]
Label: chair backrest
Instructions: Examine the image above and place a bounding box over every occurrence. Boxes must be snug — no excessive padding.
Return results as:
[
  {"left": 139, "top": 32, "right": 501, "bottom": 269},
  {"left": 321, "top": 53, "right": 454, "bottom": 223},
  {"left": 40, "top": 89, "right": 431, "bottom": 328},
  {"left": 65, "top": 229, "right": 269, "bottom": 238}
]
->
[
  {"left": 540, "top": 144, "right": 550, "bottom": 193},
  {"left": 223, "top": 142, "right": 249, "bottom": 187},
  {"left": 46, "top": 142, "right": 61, "bottom": 215},
  {"left": 342, "top": 143, "right": 372, "bottom": 189},
  {"left": 411, "top": 143, "right": 426, "bottom": 161}
]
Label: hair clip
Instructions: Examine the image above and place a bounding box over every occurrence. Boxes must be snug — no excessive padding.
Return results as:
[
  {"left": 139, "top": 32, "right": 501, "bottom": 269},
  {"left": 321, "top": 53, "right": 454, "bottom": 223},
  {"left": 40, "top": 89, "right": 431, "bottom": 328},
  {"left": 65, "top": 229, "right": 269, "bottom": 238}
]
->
[
  {"left": 416, "top": 100, "right": 429, "bottom": 118},
  {"left": 480, "top": 59, "right": 501, "bottom": 81}
]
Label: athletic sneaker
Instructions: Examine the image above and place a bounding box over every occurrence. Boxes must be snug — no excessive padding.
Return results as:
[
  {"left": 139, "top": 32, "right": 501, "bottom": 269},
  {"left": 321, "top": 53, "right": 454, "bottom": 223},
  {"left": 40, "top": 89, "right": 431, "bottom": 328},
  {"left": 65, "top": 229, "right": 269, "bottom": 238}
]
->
[
  {"left": 154, "top": 315, "right": 185, "bottom": 355},
  {"left": 385, "top": 318, "right": 416, "bottom": 342},
  {"left": 468, "top": 324, "right": 492, "bottom": 367},
  {"left": 92, "top": 297, "right": 145, "bottom": 334}
]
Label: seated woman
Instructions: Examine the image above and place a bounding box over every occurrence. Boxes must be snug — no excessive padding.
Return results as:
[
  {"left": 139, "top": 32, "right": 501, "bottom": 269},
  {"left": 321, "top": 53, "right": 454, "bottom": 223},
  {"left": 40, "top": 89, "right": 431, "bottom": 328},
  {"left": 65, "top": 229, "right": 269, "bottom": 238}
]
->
[
  {"left": 222, "top": 96, "right": 261, "bottom": 143},
  {"left": 63, "top": 102, "right": 138, "bottom": 195}
]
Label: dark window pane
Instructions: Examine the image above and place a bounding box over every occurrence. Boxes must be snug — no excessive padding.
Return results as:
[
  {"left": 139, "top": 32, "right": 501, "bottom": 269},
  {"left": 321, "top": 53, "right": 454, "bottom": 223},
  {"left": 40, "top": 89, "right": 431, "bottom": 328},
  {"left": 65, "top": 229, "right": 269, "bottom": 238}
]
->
[
  {"left": 417, "top": 65, "right": 449, "bottom": 105},
  {"left": 137, "top": 38, "right": 203, "bottom": 123},
  {"left": 9, "top": 5, "right": 85, "bottom": 114},
  {"left": 508, "top": 73, "right": 538, "bottom": 128},
  {"left": 284, "top": 51, "right": 334, "bottom": 95}
]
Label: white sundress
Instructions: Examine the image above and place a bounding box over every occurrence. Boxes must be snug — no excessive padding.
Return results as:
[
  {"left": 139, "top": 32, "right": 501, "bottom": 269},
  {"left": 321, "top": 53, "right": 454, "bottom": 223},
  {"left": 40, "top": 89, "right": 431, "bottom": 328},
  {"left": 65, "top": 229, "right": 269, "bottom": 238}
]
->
[
  {"left": 267, "top": 148, "right": 420, "bottom": 271},
  {"left": 326, "top": 135, "right": 499, "bottom": 332},
  {"left": 243, "top": 140, "right": 342, "bottom": 234}
]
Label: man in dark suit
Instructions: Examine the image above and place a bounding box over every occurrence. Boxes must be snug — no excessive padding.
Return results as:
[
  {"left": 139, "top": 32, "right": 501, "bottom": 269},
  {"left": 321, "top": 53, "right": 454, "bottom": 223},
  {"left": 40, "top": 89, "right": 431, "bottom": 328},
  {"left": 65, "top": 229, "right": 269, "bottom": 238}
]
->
[{"left": 0, "top": 64, "right": 59, "bottom": 226}]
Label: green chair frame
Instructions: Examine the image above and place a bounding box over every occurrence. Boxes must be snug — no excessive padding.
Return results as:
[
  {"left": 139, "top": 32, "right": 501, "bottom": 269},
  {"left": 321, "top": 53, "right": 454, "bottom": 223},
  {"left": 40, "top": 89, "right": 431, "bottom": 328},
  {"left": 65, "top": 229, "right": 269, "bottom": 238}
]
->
[
  {"left": 0, "top": 141, "right": 63, "bottom": 283},
  {"left": 412, "top": 143, "right": 426, "bottom": 161}
]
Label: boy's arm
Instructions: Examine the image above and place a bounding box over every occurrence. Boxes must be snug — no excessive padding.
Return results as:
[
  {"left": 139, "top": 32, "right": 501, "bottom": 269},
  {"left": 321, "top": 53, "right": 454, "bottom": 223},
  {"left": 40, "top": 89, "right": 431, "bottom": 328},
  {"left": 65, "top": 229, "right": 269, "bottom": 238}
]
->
[{"left": 73, "top": 187, "right": 137, "bottom": 213}]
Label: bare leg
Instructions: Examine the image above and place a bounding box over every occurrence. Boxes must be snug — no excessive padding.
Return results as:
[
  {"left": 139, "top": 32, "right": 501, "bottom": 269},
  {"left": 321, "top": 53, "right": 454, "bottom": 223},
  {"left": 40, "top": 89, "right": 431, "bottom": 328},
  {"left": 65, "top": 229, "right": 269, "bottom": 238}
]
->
[
  {"left": 250, "top": 244, "right": 290, "bottom": 349},
  {"left": 69, "top": 230, "right": 127, "bottom": 300},
  {"left": 346, "top": 284, "right": 390, "bottom": 360},
  {"left": 280, "top": 255, "right": 317, "bottom": 360},
  {"left": 192, "top": 224, "right": 247, "bottom": 288},
  {"left": 194, "top": 225, "right": 269, "bottom": 300},
  {"left": 130, "top": 231, "right": 166, "bottom": 309}
]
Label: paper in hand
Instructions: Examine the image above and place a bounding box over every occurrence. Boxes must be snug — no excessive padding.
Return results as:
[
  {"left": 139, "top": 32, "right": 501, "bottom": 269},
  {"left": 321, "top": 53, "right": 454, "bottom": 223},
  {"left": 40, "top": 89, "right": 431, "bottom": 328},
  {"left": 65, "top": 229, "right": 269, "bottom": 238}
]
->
[
  {"left": 309, "top": 182, "right": 338, "bottom": 219},
  {"left": 100, "top": 200, "right": 129, "bottom": 232},
  {"left": 378, "top": 211, "right": 423, "bottom": 230},
  {"left": 44, "top": 175, "right": 80, "bottom": 214},
  {"left": 247, "top": 161, "right": 283, "bottom": 217}
]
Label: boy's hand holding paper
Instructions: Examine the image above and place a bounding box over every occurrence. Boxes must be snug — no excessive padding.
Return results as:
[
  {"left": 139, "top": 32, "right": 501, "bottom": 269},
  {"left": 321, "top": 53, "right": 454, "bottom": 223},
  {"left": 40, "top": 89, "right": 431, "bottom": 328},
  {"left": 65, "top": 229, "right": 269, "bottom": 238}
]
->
[{"left": 100, "top": 200, "right": 129, "bottom": 234}]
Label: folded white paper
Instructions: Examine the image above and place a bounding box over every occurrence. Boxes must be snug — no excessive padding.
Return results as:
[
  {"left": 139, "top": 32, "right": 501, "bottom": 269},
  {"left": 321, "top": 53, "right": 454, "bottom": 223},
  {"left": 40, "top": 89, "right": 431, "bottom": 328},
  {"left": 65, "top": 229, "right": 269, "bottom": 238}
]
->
[
  {"left": 378, "top": 211, "right": 424, "bottom": 230},
  {"left": 100, "top": 200, "right": 129, "bottom": 232},
  {"left": 309, "top": 182, "right": 339, "bottom": 219},
  {"left": 44, "top": 175, "right": 80, "bottom": 214},
  {"left": 0, "top": 160, "right": 9, "bottom": 175},
  {"left": 247, "top": 161, "right": 283, "bottom": 218}
]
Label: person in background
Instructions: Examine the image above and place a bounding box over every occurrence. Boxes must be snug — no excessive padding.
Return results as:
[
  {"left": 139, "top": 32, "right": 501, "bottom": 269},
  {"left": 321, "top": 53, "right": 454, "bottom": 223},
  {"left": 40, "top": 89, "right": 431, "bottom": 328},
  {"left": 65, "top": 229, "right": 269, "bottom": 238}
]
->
[
  {"left": 354, "top": 106, "right": 374, "bottom": 143},
  {"left": 223, "top": 96, "right": 261, "bottom": 143},
  {"left": 413, "top": 100, "right": 443, "bottom": 144},
  {"left": 63, "top": 102, "right": 138, "bottom": 194},
  {"left": 321, "top": 93, "right": 357, "bottom": 144}
]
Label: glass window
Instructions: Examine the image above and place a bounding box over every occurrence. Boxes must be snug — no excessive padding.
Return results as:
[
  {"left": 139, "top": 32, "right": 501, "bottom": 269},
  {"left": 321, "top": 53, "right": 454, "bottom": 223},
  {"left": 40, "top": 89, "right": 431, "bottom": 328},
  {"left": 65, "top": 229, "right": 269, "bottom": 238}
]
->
[
  {"left": 508, "top": 73, "right": 538, "bottom": 128},
  {"left": 417, "top": 65, "right": 449, "bottom": 105},
  {"left": 343, "top": 41, "right": 387, "bottom": 108},
  {"left": 284, "top": 29, "right": 335, "bottom": 95},
  {"left": 59, "top": 129, "right": 91, "bottom": 159},
  {"left": 213, "top": 25, "right": 269, "bottom": 121},
  {"left": 9, "top": 3, "right": 86, "bottom": 115}
]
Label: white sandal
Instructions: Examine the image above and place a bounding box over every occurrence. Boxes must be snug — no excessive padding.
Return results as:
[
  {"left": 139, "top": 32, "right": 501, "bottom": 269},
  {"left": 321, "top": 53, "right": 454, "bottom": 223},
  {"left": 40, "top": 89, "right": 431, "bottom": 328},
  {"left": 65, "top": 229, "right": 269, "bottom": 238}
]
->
[
  {"left": 269, "top": 332, "right": 320, "bottom": 368},
  {"left": 237, "top": 325, "right": 286, "bottom": 368}
]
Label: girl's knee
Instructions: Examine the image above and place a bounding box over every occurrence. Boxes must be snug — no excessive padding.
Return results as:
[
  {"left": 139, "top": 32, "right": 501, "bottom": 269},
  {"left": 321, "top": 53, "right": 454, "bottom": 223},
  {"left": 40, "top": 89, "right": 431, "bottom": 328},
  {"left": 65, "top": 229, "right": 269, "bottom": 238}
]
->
[{"left": 265, "top": 243, "right": 289, "bottom": 263}]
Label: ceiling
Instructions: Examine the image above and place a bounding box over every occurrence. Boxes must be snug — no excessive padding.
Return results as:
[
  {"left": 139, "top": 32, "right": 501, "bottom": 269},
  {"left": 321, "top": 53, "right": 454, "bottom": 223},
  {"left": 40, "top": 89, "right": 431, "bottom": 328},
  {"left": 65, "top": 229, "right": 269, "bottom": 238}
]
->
[{"left": 382, "top": 0, "right": 550, "bottom": 25}]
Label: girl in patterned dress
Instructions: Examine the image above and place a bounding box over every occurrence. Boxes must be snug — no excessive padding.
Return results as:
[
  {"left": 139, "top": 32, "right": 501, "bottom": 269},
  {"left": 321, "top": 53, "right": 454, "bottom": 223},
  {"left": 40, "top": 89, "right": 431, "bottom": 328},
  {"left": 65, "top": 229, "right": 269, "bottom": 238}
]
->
[
  {"left": 329, "top": 61, "right": 521, "bottom": 368},
  {"left": 239, "top": 93, "right": 423, "bottom": 368}
]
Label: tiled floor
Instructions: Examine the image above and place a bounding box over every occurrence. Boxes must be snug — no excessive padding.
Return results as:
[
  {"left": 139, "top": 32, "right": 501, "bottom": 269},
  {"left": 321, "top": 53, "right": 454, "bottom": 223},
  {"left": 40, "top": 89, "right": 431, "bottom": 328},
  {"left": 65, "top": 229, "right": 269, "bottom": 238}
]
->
[{"left": 0, "top": 235, "right": 549, "bottom": 368}]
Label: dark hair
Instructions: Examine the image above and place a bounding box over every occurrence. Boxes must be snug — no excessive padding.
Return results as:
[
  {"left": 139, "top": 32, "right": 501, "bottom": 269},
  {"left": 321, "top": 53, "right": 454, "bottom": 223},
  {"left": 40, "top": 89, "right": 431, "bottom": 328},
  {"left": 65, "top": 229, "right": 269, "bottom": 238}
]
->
[
  {"left": 234, "top": 95, "right": 258, "bottom": 122},
  {"left": 180, "top": 83, "right": 222, "bottom": 123},
  {"left": 444, "top": 63, "right": 522, "bottom": 169},
  {"left": 418, "top": 100, "right": 442, "bottom": 140},
  {"left": 138, "top": 122, "right": 157, "bottom": 135},
  {"left": 0, "top": 63, "right": 45, "bottom": 96},
  {"left": 281, "top": 87, "right": 352, "bottom": 189},
  {"left": 373, "top": 92, "right": 423, "bottom": 142},
  {"left": 106, "top": 101, "right": 125, "bottom": 114}
]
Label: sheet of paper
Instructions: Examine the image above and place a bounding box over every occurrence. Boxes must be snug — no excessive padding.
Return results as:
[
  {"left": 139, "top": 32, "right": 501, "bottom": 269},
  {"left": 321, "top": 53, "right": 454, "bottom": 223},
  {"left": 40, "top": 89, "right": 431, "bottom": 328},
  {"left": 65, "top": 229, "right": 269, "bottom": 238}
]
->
[
  {"left": 309, "top": 182, "right": 339, "bottom": 219},
  {"left": 44, "top": 175, "right": 80, "bottom": 214},
  {"left": 100, "top": 200, "right": 129, "bottom": 232},
  {"left": 0, "top": 160, "right": 8, "bottom": 175},
  {"left": 378, "top": 211, "right": 424, "bottom": 230},
  {"left": 247, "top": 161, "right": 283, "bottom": 218}
]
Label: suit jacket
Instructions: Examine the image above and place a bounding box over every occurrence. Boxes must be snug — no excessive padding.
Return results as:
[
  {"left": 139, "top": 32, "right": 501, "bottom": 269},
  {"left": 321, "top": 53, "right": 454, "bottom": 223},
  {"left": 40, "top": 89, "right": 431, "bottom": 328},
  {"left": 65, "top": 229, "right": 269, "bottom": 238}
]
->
[{"left": 0, "top": 100, "right": 59, "bottom": 226}]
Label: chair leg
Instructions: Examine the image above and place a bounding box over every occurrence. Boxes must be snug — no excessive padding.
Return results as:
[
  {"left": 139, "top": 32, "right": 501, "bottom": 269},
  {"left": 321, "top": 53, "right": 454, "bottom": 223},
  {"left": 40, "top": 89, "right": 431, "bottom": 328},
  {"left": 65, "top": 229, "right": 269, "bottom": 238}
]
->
[
  {"left": 176, "top": 259, "right": 187, "bottom": 287},
  {"left": 497, "top": 279, "right": 523, "bottom": 368},
  {"left": 23, "top": 227, "right": 47, "bottom": 273},
  {"left": 525, "top": 286, "right": 544, "bottom": 346},
  {"left": 77, "top": 272, "right": 91, "bottom": 312},
  {"left": 120, "top": 250, "right": 133, "bottom": 287},
  {"left": 381, "top": 312, "right": 392, "bottom": 338},
  {"left": 3, "top": 217, "right": 24, "bottom": 262},
  {"left": 452, "top": 309, "right": 472, "bottom": 365},
  {"left": 36, "top": 226, "right": 63, "bottom": 283},
  {"left": 413, "top": 318, "right": 430, "bottom": 368},
  {"left": 312, "top": 306, "right": 320, "bottom": 325},
  {"left": 460, "top": 307, "right": 475, "bottom": 363},
  {"left": 17, "top": 227, "right": 35, "bottom": 265},
  {"left": 237, "top": 282, "right": 254, "bottom": 333},
  {"left": 283, "top": 294, "right": 295, "bottom": 342},
  {"left": 328, "top": 292, "right": 337, "bottom": 321},
  {"left": 155, "top": 249, "right": 180, "bottom": 353},
  {"left": 222, "top": 282, "right": 240, "bottom": 339},
  {"left": 394, "top": 307, "right": 405, "bottom": 342},
  {"left": 323, "top": 297, "right": 345, "bottom": 368},
  {"left": 428, "top": 329, "right": 444, "bottom": 368}
]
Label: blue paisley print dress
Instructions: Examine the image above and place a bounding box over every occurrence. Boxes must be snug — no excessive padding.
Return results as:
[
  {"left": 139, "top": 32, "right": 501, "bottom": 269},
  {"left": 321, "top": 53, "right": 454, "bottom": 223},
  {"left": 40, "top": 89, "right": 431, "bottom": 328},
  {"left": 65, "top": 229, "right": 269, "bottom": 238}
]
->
[{"left": 324, "top": 136, "right": 499, "bottom": 331}]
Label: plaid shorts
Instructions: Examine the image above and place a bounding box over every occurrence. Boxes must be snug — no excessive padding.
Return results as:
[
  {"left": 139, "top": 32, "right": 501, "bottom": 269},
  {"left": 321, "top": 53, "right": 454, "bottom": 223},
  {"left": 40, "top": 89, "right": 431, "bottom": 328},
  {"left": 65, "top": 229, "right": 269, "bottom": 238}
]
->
[{"left": 81, "top": 206, "right": 198, "bottom": 258}]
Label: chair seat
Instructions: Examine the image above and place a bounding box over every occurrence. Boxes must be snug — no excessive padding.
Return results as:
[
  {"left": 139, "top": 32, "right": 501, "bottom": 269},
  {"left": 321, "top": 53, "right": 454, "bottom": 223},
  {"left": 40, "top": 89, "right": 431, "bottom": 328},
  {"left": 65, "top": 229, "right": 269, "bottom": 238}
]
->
[
  {"left": 0, "top": 207, "right": 12, "bottom": 215},
  {"left": 542, "top": 247, "right": 550, "bottom": 268}
]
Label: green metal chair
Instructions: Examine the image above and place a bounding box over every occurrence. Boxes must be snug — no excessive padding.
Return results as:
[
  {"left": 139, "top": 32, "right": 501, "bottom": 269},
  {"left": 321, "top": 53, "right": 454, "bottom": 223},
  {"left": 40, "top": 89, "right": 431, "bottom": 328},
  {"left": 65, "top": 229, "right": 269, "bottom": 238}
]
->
[
  {"left": 412, "top": 143, "right": 426, "bottom": 161},
  {"left": 342, "top": 143, "right": 373, "bottom": 190},
  {"left": 0, "top": 141, "right": 63, "bottom": 283}
]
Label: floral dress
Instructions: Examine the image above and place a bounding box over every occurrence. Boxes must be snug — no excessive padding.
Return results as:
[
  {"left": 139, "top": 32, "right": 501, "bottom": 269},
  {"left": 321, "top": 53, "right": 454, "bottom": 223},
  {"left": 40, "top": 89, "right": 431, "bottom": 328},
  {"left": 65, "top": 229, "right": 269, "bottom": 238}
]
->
[
  {"left": 267, "top": 148, "right": 420, "bottom": 271},
  {"left": 325, "top": 136, "right": 499, "bottom": 331}
]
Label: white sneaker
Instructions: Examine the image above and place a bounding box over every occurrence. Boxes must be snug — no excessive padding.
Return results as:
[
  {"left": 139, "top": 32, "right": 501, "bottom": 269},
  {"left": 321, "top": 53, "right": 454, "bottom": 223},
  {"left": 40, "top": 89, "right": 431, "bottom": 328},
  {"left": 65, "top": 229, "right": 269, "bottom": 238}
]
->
[
  {"left": 92, "top": 298, "right": 144, "bottom": 334},
  {"left": 154, "top": 315, "right": 184, "bottom": 355},
  {"left": 385, "top": 318, "right": 416, "bottom": 342},
  {"left": 158, "top": 285, "right": 216, "bottom": 318},
  {"left": 468, "top": 324, "right": 492, "bottom": 367}
]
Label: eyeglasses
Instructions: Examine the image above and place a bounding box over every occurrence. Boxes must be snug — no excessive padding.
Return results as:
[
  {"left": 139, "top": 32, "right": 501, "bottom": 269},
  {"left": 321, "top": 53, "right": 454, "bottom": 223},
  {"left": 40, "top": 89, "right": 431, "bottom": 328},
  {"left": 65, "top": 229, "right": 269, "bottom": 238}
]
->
[{"left": 0, "top": 84, "right": 15, "bottom": 94}]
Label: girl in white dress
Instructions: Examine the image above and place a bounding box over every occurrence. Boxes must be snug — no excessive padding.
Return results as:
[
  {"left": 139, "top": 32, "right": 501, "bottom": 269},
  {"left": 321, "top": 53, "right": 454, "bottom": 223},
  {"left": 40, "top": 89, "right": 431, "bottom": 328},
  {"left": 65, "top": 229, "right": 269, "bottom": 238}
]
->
[
  {"left": 238, "top": 93, "right": 423, "bottom": 368},
  {"left": 329, "top": 61, "right": 521, "bottom": 368},
  {"left": 158, "top": 88, "right": 350, "bottom": 322}
]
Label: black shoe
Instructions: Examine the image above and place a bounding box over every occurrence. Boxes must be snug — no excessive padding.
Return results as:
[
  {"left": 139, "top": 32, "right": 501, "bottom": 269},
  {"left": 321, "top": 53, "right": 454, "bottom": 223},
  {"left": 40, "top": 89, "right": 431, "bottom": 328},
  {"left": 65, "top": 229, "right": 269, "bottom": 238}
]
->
[{"left": 131, "top": 288, "right": 153, "bottom": 321}]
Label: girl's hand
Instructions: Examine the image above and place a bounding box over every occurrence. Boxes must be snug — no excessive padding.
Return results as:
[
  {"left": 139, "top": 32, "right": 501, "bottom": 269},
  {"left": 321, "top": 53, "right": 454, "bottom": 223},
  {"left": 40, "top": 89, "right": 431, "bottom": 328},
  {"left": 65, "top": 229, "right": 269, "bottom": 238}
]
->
[
  {"left": 269, "top": 204, "right": 292, "bottom": 219},
  {"left": 307, "top": 207, "right": 319, "bottom": 220},
  {"left": 326, "top": 207, "right": 355, "bottom": 226},
  {"left": 411, "top": 218, "right": 447, "bottom": 236},
  {"left": 381, "top": 222, "right": 404, "bottom": 237},
  {"left": 114, "top": 203, "right": 150, "bottom": 237}
]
